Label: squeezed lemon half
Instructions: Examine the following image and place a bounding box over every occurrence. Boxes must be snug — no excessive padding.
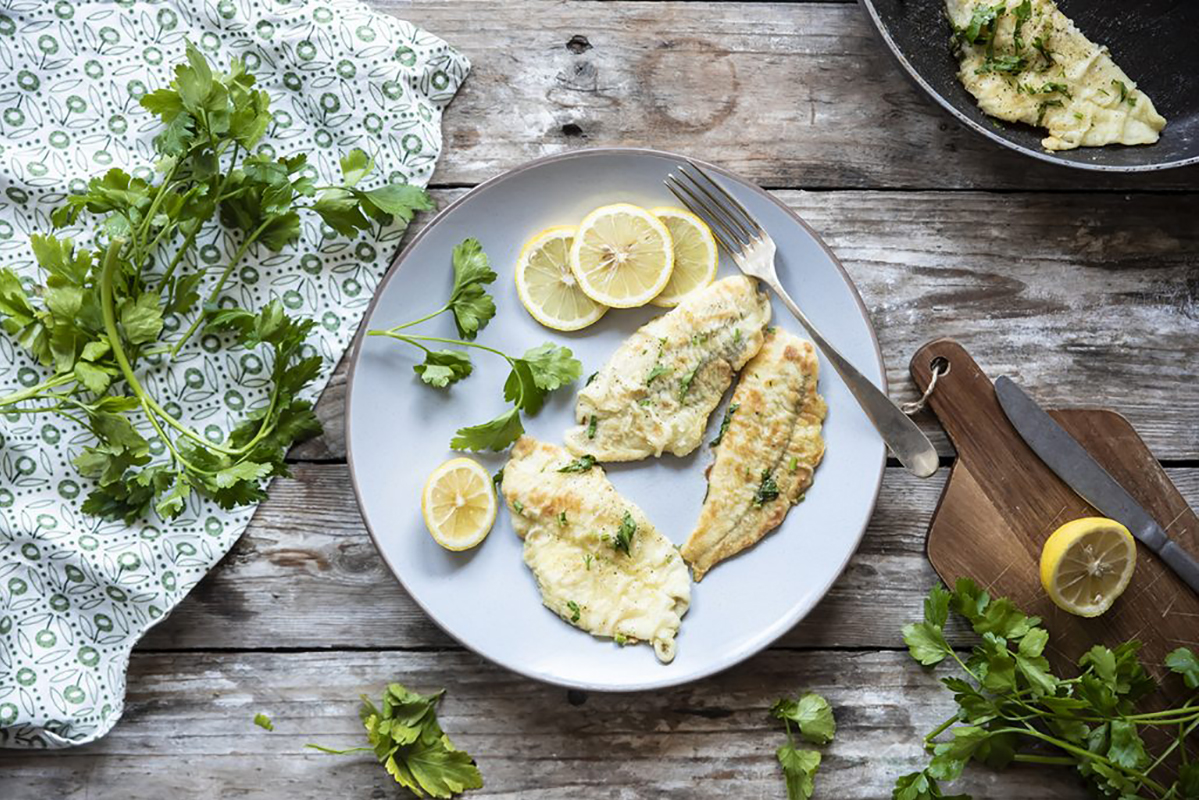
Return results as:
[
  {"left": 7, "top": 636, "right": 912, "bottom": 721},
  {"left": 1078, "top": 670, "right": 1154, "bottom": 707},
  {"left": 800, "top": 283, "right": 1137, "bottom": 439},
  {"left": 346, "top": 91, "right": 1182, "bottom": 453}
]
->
[
  {"left": 649, "top": 206, "right": 718, "bottom": 307},
  {"left": 1040, "top": 517, "right": 1137, "bottom": 618},
  {"left": 568, "top": 203, "right": 674, "bottom": 308},
  {"left": 421, "top": 457, "right": 497, "bottom": 551},
  {"left": 515, "top": 225, "right": 607, "bottom": 331}
]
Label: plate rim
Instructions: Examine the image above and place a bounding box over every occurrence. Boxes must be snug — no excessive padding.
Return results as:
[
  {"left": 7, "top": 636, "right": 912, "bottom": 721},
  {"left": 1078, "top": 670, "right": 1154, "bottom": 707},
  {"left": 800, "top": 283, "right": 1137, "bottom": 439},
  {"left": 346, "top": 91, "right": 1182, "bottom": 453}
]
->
[
  {"left": 857, "top": 0, "right": 1200, "bottom": 173},
  {"left": 344, "top": 146, "right": 888, "bottom": 691}
]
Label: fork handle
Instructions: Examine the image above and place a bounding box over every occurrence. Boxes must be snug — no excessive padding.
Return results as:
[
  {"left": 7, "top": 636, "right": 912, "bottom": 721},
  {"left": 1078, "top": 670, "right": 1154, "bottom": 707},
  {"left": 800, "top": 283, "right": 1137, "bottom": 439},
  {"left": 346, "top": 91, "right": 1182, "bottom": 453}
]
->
[{"left": 766, "top": 279, "right": 939, "bottom": 478}]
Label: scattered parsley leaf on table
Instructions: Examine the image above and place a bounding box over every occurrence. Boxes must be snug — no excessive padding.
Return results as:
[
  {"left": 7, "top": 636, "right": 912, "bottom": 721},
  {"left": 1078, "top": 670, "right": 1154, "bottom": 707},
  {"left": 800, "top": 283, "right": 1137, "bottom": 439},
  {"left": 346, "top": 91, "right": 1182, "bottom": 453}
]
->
[
  {"left": 253, "top": 713, "right": 274, "bottom": 731},
  {"left": 894, "top": 579, "right": 1200, "bottom": 800},
  {"left": 308, "top": 682, "right": 482, "bottom": 799},
  {"left": 771, "top": 690, "right": 834, "bottom": 799}
]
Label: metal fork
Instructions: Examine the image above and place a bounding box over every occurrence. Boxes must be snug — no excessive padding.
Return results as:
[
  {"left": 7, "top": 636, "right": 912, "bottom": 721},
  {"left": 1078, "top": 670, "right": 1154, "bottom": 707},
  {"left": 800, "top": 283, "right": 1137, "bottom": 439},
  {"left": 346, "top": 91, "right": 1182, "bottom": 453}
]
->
[{"left": 666, "top": 163, "right": 939, "bottom": 478}]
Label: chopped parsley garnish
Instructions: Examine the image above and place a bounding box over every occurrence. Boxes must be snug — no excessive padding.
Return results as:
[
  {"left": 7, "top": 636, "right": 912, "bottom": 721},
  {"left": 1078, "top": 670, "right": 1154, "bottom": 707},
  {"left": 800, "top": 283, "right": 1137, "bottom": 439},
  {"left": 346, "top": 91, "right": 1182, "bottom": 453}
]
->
[
  {"left": 585, "top": 371, "right": 598, "bottom": 386},
  {"left": 754, "top": 469, "right": 781, "bottom": 507},
  {"left": 586, "top": 414, "right": 597, "bottom": 439},
  {"left": 493, "top": 468, "right": 504, "bottom": 492},
  {"left": 788, "top": 456, "right": 799, "bottom": 472},
  {"left": 1011, "top": 0, "right": 1032, "bottom": 49},
  {"left": 1112, "top": 79, "right": 1136, "bottom": 107},
  {"left": 1031, "top": 36, "right": 1054, "bottom": 69},
  {"left": 638, "top": 398, "right": 653, "bottom": 407},
  {"left": 558, "top": 455, "right": 597, "bottom": 473},
  {"left": 1036, "top": 99, "right": 1063, "bottom": 126},
  {"left": 566, "top": 600, "right": 581, "bottom": 623},
  {"left": 558, "top": 511, "right": 568, "bottom": 527},
  {"left": 613, "top": 511, "right": 636, "bottom": 555},
  {"left": 512, "top": 500, "right": 525, "bottom": 515},
  {"left": 710, "top": 402, "right": 740, "bottom": 447},
  {"left": 645, "top": 363, "right": 672, "bottom": 384},
  {"left": 974, "top": 54, "right": 1026, "bottom": 74},
  {"left": 691, "top": 332, "right": 709, "bottom": 346},
  {"left": 584, "top": 553, "right": 593, "bottom": 570},
  {"left": 614, "top": 633, "right": 628, "bottom": 646},
  {"left": 678, "top": 364, "right": 700, "bottom": 401},
  {"left": 1036, "top": 81, "right": 1072, "bottom": 99},
  {"left": 733, "top": 328, "right": 743, "bottom": 345},
  {"left": 956, "top": 2, "right": 1003, "bottom": 46}
]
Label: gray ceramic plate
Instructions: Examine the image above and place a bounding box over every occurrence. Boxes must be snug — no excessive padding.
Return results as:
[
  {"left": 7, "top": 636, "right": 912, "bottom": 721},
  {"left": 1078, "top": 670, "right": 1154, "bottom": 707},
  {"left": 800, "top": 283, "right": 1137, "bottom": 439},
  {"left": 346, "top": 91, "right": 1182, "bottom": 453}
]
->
[
  {"left": 346, "top": 148, "right": 886, "bottom": 691},
  {"left": 860, "top": 0, "right": 1199, "bottom": 171}
]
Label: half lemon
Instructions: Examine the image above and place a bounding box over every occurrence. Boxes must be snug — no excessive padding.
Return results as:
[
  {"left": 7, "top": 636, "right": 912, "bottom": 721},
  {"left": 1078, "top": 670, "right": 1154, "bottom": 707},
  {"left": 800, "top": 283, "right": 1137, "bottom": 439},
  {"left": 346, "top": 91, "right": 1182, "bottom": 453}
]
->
[
  {"left": 515, "top": 226, "right": 607, "bottom": 331},
  {"left": 569, "top": 203, "right": 675, "bottom": 308},
  {"left": 649, "top": 206, "right": 718, "bottom": 307},
  {"left": 421, "top": 457, "right": 497, "bottom": 551},
  {"left": 1040, "top": 517, "right": 1137, "bottom": 618}
]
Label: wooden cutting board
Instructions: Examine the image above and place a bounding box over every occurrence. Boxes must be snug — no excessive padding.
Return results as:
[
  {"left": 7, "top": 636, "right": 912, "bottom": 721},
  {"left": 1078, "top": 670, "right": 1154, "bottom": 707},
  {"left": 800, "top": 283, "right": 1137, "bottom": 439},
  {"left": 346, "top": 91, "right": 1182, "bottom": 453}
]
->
[{"left": 909, "top": 338, "right": 1198, "bottom": 690}]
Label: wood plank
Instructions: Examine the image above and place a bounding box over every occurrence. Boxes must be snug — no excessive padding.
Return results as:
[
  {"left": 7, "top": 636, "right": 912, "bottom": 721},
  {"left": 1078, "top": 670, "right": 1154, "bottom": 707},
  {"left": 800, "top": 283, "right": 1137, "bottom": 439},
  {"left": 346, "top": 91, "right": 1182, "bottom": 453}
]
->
[
  {"left": 293, "top": 188, "right": 1199, "bottom": 461},
  {"left": 376, "top": 1, "right": 1194, "bottom": 191},
  {"left": 0, "top": 649, "right": 1086, "bottom": 799},
  {"left": 137, "top": 464, "right": 1197, "bottom": 652}
]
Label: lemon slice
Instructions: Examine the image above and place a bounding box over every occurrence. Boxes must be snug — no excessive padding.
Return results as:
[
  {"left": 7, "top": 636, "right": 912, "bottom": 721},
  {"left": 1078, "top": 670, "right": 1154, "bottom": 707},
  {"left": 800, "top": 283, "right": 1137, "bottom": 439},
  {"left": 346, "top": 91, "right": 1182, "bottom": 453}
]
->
[
  {"left": 421, "top": 457, "right": 497, "bottom": 551},
  {"left": 515, "top": 226, "right": 607, "bottom": 331},
  {"left": 569, "top": 203, "right": 674, "bottom": 308},
  {"left": 1040, "top": 517, "right": 1137, "bottom": 618},
  {"left": 649, "top": 206, "right": 718, "bottom": 307}
]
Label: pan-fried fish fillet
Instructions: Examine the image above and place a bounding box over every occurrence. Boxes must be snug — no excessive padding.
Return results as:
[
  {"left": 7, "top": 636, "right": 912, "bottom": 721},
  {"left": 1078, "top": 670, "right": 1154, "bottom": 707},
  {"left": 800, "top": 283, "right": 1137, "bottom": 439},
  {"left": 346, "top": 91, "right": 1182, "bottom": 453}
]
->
[
  {"left": 681, "top": 329, "right": 826, "bottom": 581},
  {"left": 564, "top": 276, "right": 772, "bottom": 461},
  {"left": 501, "top": 436, "right": 691, "bottom": 662}
]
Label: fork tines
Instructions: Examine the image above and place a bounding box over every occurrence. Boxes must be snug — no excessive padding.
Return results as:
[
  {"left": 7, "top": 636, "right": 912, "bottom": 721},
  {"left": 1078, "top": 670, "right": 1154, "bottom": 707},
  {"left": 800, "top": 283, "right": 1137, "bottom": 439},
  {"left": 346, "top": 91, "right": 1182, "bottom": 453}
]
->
[{"left": 665, "top": 162, "right": 764, "bottom": 257}]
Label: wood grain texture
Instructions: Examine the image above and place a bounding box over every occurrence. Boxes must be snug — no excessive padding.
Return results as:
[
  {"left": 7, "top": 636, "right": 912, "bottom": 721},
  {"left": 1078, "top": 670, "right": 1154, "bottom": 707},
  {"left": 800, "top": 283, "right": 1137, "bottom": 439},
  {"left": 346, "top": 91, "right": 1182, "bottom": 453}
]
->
[
  {"left": 0, "top": 649, "right": 1087, "bottom": 799},
  {"left": 379, "top": 1, "right": 1195, "bottom": 191},
  {"left": 135, "top": 463, "right": 1197, "bottom": 652},
  {"left": 912, "top": 339, "right": 1198, "bottom": 693},
  {"left": 293, "top": 188, "right": 1200, "bottom": 461}
]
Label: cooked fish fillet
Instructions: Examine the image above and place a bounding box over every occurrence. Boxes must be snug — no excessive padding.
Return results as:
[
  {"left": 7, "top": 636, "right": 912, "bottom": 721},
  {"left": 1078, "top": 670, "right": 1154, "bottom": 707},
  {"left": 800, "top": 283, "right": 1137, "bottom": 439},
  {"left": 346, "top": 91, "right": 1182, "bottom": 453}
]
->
[
  {"left": 681, "top": 329, "right": 826, "bottom": 582},
  {"left": 501, "top": 436, "right": 691, "bottom": 662},
  {"left": 564, "top": 276, "right": 772, "bottom": 461}
]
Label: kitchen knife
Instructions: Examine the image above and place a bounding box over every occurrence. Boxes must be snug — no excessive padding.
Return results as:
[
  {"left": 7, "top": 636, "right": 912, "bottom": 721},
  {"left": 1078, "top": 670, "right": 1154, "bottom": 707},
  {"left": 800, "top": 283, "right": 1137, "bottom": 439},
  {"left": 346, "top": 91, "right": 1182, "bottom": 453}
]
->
[{"left": 995, "top": 376, "right": 1199, "bottom": 593}]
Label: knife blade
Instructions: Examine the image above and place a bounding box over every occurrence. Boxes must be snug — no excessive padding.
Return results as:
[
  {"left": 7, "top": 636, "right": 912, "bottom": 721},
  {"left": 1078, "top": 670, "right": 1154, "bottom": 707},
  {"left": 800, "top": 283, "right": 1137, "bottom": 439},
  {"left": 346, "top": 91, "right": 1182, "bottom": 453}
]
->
[{"left": 994, "top": 376, "right": 1198, "bottom": 593}]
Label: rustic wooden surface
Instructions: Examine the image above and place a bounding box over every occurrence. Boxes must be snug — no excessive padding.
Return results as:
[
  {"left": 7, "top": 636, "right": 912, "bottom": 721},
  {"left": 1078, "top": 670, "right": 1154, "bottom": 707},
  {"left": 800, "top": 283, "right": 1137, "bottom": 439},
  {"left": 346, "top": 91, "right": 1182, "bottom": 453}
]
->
[{"left": 2, "top": 1, "right": 1197, "bottom": 799}]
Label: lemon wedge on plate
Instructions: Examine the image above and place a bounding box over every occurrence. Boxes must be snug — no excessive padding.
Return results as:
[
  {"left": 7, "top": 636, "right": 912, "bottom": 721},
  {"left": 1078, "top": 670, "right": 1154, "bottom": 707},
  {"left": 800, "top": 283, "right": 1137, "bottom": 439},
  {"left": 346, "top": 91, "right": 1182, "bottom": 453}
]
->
[
  {"left": 649, "top": 206, "right": 718, "bottom": 307},
  {"left": 515, "top": 225, "right": 607, "bottom": 331},
  {"left": 569, "top": 203, "right": 674, "bottom": 308},
  {"left": 421, "top": 457, "right": 496, "bottom": 551},
  {"left": 1040, "top": 517, "right": 1137, "bottom": 617}
]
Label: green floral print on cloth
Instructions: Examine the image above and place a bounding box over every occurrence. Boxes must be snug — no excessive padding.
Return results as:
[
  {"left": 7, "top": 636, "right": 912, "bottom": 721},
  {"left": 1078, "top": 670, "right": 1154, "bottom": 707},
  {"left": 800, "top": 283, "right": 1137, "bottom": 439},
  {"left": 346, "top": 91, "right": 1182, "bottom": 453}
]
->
[{"left": 0, "top": 0, "right": 467, "bottom": 747}]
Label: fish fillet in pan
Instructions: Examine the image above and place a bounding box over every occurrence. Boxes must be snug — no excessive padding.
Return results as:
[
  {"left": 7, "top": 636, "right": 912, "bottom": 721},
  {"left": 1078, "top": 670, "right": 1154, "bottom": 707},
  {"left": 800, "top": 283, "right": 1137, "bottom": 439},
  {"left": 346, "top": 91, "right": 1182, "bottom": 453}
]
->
[
  {"left": 563, "top": 276, "right": 772, "bottom": 461},
  {"left": 681, "top": 329, "right": 827, "bottom": 582},
  {"left": 501, "top": 436, "right": 691, "bottom": 662}
]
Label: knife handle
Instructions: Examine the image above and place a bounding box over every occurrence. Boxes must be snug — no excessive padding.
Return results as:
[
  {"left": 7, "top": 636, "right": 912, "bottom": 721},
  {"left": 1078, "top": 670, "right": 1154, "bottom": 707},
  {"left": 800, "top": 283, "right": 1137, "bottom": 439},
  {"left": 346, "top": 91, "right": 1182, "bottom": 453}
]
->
[{"left": 1160, "top": 539, "right": 1199, "bottom": 593}]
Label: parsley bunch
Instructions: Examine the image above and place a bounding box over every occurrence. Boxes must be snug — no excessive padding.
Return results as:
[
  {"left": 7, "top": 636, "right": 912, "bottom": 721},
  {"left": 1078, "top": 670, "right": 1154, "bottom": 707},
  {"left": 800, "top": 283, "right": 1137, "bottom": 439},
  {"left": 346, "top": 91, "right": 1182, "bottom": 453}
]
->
[
  {"left": 0, "top": 43, "right": 430, "bottom": 521},
  {"left": 772, "top": 691, "right": 836, "bottom": 799},
  {"left": 369, "top": 238, "right": 581, "bottom": 451},
  {"left": 896, "top": 579, "right": 1199, "bottom": 799},
  {"left": 307, "top": 683, "right": 482, "bottom": 799}
]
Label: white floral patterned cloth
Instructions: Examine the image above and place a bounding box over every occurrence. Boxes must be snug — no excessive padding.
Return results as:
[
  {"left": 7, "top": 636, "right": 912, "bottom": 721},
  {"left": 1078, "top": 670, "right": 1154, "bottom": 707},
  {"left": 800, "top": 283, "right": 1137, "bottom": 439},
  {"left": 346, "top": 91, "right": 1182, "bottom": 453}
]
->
[{"left": 0, "top": 0, "right": 467, "bottom": 747}]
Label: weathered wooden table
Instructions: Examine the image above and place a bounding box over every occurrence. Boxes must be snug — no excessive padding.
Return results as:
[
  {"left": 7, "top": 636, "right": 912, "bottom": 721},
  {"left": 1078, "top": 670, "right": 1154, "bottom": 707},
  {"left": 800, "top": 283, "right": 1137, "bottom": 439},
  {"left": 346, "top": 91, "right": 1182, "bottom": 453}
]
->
[{"left": 2, "top": 2, "right": 1196, "bottom": 798}]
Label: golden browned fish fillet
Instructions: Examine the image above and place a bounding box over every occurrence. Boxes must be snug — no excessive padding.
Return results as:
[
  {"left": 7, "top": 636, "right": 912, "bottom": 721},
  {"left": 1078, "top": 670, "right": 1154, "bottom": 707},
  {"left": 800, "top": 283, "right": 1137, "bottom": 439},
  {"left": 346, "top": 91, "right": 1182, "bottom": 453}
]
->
[
  {"left": 501, "top": 436, "right": 691, "bottom": 662},
  {"left": 563, "top": 276, "right": 772, "bottom": 462},
  {"left": 681, "top": 329, "right": 826, "bottom": 581}
]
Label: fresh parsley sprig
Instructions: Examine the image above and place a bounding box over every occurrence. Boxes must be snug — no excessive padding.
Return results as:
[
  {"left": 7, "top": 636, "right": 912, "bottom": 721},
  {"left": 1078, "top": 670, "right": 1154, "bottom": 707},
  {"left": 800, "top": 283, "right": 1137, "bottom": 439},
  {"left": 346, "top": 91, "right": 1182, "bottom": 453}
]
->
[
  {"left": 308, "top": 682, "right": 482, "bottom": 799},
  {"left": 0, "top": 43, "right": 430, "bottom": 522},
  {"left": 895, "top": 579, "right": 1199, "bottom": 800},
  {"left": 368, "top": 238, "right": 581, "bottom": 452},
  {"left": 772, "top": 691, "right": 836, "bottom": 799}
]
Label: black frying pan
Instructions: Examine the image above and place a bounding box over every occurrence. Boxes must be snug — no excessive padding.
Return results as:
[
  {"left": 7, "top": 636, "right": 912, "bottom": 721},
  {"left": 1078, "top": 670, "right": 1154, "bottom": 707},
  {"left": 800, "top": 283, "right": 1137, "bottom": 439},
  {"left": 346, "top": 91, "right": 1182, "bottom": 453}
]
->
[{"left": 860, "top": 0, "right": 1199, "bottom": 171}]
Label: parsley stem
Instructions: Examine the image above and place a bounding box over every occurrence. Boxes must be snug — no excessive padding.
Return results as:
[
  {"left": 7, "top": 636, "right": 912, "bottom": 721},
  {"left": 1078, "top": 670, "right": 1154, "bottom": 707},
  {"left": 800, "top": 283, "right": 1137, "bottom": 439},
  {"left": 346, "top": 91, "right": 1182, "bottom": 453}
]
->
[
  {"left": 379, "top": 304, "right": 450, "bottom": 333},
  {"left": 1010, "top": 754, "right": 1075, "bottom": 766},
  {"left": 168, "top": 217, "right": 270, "bottom": 357},
  {"left": 991, "top": 726, "right": 1169, "bottom": 795},
  {"left": 0, "top": 373, "right": 76, "bottom": 407},
  {"left": 1144, "top": 719, "right": 1198, "bottom": 776},
  {"left": 100, "top": 239, "right": 245, "bottom": 461},
  {"left": 924, "top": 714, "right": 959, "bottom": 744},
  {"left": 368, "top": 331, "right": 515, "bottom": 365},
  {"left": 156, "top": 144, "right": 240, "bottom": 292}
]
